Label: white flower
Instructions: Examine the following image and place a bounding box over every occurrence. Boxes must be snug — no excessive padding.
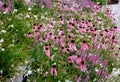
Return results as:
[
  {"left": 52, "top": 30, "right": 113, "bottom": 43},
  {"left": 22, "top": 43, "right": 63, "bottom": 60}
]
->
[
  {"left": 27, "top": 70, "right": 32, "bottom": 75},
  {"left": 8, "top": 24, "right": 14, "bottom": 28},
  {"left": 45, "top": 12, "right": 48, "bottom": 15},
  {"left": 28, "top": 7, "right": 31, "bottom": 11},
  {"left": 0, "top": 39, "right": 4, "bottom": 43},
  {"left": 25, "top": 61, "right": 29, "bottom": 64},
  {"left": 11, "top": 64, "right": 14, "bottom": 67},
  {"left": 26, "top": 14, "right": 30, "bottom": 18},
  {"left": 37, "top": 69, "right": 40, "bottom": 72},
  {"left": 1, "top": 30, "right": 6, "bottom": 33},
  {"left": 33, "top": 15, "right": 38, "bottom": 20},
  {"left": 1, "top": 48, "right": 5, "bottom": 51},
  {"left": 41, "top": 5, "right": 44, "bottom": 9},
  {"left": 0, "top": 20, "right": 3, "bottom": 25},
  {"left": 3, "top": 12, "right": 7, "bottom": 14},
  {"left": 95, "top": 68, "right": 99, "bottom": 72},
  {"left": 111, "top": 68, "right": 120, "bottom": 77},
  {"left": 8, "top": 19, "right": 11, "bottom": 21},
  {"left": 65, "top": 79, "right": 73, "bottom": 82},
  {"left": 41, "top": 15, "right": 44, "bottom": 19},
  {"left": 0, "top": 70, "right": 3, "bottom": 73},
  {"left": 100, "top": 63, "right": 103, "bottom": 67},
  {"left": 13, "top": 9, "right": 18, "bottom": 13}
]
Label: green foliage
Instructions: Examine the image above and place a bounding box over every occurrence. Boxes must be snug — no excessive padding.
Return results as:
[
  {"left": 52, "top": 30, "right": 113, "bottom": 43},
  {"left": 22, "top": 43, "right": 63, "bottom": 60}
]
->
[{"left": 93, "top": 0, "right": 106, "bottom": 5}]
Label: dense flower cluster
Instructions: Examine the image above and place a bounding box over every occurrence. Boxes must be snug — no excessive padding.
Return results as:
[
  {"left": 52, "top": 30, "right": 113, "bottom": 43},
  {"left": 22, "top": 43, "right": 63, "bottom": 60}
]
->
[
  {"left": 0, "top": 0, "right": 119, "bottom": 81},
  {"left": 25, "top": 0, "right": 119, "bottom": 81}
]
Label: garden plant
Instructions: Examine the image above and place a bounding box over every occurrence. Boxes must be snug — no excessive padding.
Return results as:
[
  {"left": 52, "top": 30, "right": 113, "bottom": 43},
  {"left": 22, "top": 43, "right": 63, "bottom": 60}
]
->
[{"left": 0, "top": 0, "right": 120, "bottom": 82}]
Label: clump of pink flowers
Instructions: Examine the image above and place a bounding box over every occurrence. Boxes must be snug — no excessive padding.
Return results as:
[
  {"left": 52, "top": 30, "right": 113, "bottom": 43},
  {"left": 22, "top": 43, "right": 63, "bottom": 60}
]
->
[{"left": 26, "top": 0, "right": 119, "bottom": 81}]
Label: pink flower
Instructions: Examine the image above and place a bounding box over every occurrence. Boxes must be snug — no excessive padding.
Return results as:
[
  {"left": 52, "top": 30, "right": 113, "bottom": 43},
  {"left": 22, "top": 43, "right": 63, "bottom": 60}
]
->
[
  {"left": 87, "top": 20, "right": 93, "bottom": 27},
  {"left": 44, "top": 0, "right": 51, "bottom": 8},
  {"left": 93, "top": 36, "right": 97, "bottom": 43},
  {"left": 79, "top": 57, "right": 87, "bottom": 72},
  {"left": 97, "top": 69, "right": 102, "bottom": 76},
  {"left": 93, "top": 28, "right": 98, "bottom": 34},
  {"left": 103, "top": 71, "right": 108, "bottom": 78},
  {"left": 81, "top": 41, "right": 88, "bottom": 51},
  {"left": 68, "top": 55, "right": 77, "bottom": 63},
  {"left": 33, "top": 24, "right": 38, "bottom": 31},
  {"left": 50, "top": 65, "right": 57, "bottom": 76},
  {"left": 60, "top": 41, "right": 65, "bottom": 46},
  {"left": 47, "top": 32, "right": 53, "bottom": 39},
  {"left": 53, "top": 36, "right": 59, "bottom": 44},
  {"left": 76, "top": 74, "right": 81, "bottom": 82},
  {"left": 24, "top": 0, "right": 32, "bottom": 6},
  {"left": 1, "top": 4, "right": 9, "bottom": 13},
  {"left": 34, "top": 0, "right": 38, "bottom": 3},
  {"left": 0, "top": 1, "right": 3, "bottom": 8},
  {"left": 95, "top": 43, "right": 100, "bottom": 50},
  {"left": 26, "top": 32, "right": 33, "bottom": 38},
  {"left": 34, "top": 30, "right": 39, "bottom": 40},
  {"left": 75, "top": 56, "right": 81, "bottom": 64},
  {"left": 43, "top": 44, "right": 51, "bottom": 58},
  {"left": 79, "top": 27, "right": 87, "bottom": 33},
  {"left": 89, "top": 54, "right": 95, "bottom": 63},
  {"left": 68, "top": 22, "right": 75, "bottom": 29},
  {"left": 68, "top": 40, "right": 77, "bottom": 51},
  {"left": 75, "top": 55, "right": 87, "bottom": 72},
  {"left": 101, "top": 43, "right": 106, "bottom": 49},
  {"left": 85, "top": 75, "right": 89, "bottom": 82},
  {"left": 59, "top": 29, "right": 64, "bottom": 36},
  {"left": 103, "top": 60, "right": 108, "bottom": 67}
]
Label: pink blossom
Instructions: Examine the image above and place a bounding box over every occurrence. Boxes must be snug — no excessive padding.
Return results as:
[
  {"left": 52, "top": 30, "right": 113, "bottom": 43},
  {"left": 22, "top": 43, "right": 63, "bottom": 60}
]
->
[
  {"left": 76, "top": 74, "right": 81, "bottom": 82},
  {"left": 103, "top": 60, "right": 108, "bottom": 67},
  {"left": 68, "top": 40, "right": 77, "bottom": 51},
  {"left": 68, "top": 55, "right": 77, "bottom": 63},
  {"left": 93, "top": 29, "right": 98, "bottom": 34},
  {"left": 85, "top": 75, "right": 89, "bottom": 82},
  {"left": 79, "top": 57, "right": 87, "bottom": 72},
  {"left": 79, "top": 27, "right": 87, "bottom": 33},
  {"left": 87, "top": 20, "right": 93, "bottom": 27},
  {"left": 53, "top": 36, "right": 59, "bottom": 44},
  {"left": 44, "top": 0, "right": 51, "bottom": 8},
  {"left": 24, "top": 0, "right": 32, "bottom": 6},
  {"left": 1, "top": 4, "right": 9, "bottom": 13},
  {"left": 34, "top": 0, "right": 38, "bottom": 3},
  {"left": 47, "top": 32, "right": 53, "bottom": 39},
  {"left": 89, "top": 54, "right": 95, "bottom": 63},
  {"left": 103, "top": 71, "right": 108, "bottom": 78},
  {"left": 59, "top": 29, "right": 64, "bottom": 36},
  {"left": 97, "top": 69, "right": 102, "bottom": 76},
  {"left": 50, "top": 65, "right": 57, "bottom": 76},
  {"left": 81, "top": 41, "right": 88, "bottom": 51},
  {"left": 75, "top": 55, "right": 87, "bottom": 72},
  {"left": 0, "top": 1, "right": 3, "bottom": 8},
  {"left": 61, "top": 47, "right": 70, "bottom": 54},
  {"left": 95, "top": 43, "right": 100, "bottom": 50},
  {"left": 60, "top": 41, "right": 66, "bottom": 46},
  {"left": 34, "top": 31, "right": 39, "bottom": 40},
  {"left": 75, "top": 56, "right": 81, "bottom": 64},
  {"left": 68, "top": 22, "right": 75, "bottom": 29},
  {"left": 43, "top": 44, "right": 51, "bottom": 58},
  {"left": 101, "top": 43, "right": 107, "bottom": 49},
  {"left": 93, "top": 36, "right": 97, "bottom": 43}
]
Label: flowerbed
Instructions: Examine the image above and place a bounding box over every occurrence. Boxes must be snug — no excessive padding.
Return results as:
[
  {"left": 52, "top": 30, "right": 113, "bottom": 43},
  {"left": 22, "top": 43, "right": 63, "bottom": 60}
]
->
[{"left": 0, "top": 0, "right": 120, "bottom": 82}]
